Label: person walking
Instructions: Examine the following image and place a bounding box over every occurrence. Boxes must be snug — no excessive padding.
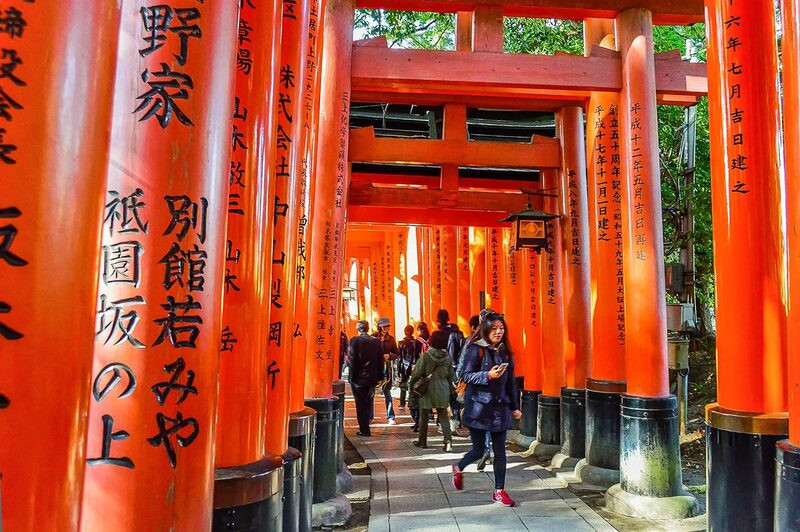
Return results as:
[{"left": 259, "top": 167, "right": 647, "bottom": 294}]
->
[
  {"left": 457, "top": 311, "right": 494, "bottom": 470},
  {"left": 416, "top": 321, "right": 431, "bottom": 352},
  {"left": 372, "top": 317, "right": 399, "bottom": 425},
  {"left": 409, "top": 331, "right": 455, "bottom": 451},
  {"left": 397, "top": 325, "right": 421, "bottom": 411},
  {"left": 436, "top": 309, "right": 465, "bottom": 436},
  {"left": 451, "top": 312, "right": 521, "bottom": 507},
  {"left": 348, "top": 320, "right": 385, "bottom": 437}
]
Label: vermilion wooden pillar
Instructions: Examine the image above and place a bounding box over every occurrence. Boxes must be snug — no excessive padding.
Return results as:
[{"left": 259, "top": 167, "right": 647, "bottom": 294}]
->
[
  {"left": 384, "top": 232, "right": 397, "bottom": 331},
  {"left": 213, "top": 0, "right": 284, "bottom": 526},
  {"left": 417, "top": 226, "right": 429, "bottom": 323},
  {"left": 537, "top": 170, "right": 566, "bottom": 451},
  {"left": 293, "top": 0, "right": 326, "bottom": 411},
  {"left": 556, "top": 107, "right": 592, "bottom": 391},
  {"left": 485, "top": 227, "right": 505, "bottom": 311},
  {"left": 441, "top": 226, "right": 459, "bottom": 320},
  {"left": 305, "top": 0, "right": 354, "bottom": 389},
  {"left": 581, "top": 18, "right": 627, "bottom": 484},
  {"left": 433, "top": 227, "right": 443, "bottom": 315},
  {"left": 394, "top": 228, "right": 410, "bottom": 330},
  {"left": 0, "top": 3, "right": 119, "bottom": 529},
  {"left": 470, "top": 227, "right": 487, "bottom": 314},
  {"left": 780, "top": 2, "right": 800, "bottom": 522},
  {"left": 265, "top": 0, "right": 311, "bottom": 458},
  {"left": 457, "top": 227, "right": 472, "bottom": 333},
  {"left": 605, "top": 8, "right": 694, "bottom": 517},
  {"left": 370, "top": 242, "right": 381, "bottom": 321},
  {"left": 503, "top": 229, "right": 524, "bottom": 369},
  {"left": 555, "top": 106, "right": 591, "bottom": 461},
  {"left": 705, "top": 1, "right": 788, "bottom": 528},
  {"left": 520, "top": 249, "right": 543, "bottom": 439},
  {"left": 82, "top": 2, "right": 238, "bottom": 529}
]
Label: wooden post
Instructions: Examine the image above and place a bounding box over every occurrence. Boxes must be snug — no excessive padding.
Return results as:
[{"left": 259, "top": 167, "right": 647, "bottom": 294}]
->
[
  {"left": 441, "top": 226, "right": 459, "bottom": 319},
  {"left": 605, "top": 9, "right": 695, "bottom": 516},
  {"left": 503, "top": 229, "right": 524, "bottom": 369},
  {"left": 485, "top": 227, "right": 505, "bottom": 311},
  {"left": 582, "top": 18, "right": 627, "bottom": 481},
  {"left": 82, "top": 1, "right": 238, "bottom": 529},
  {"left": 470, "top": 227, "right": 487, "bottom": 314},
  {"left": 0, "top": 3, "right": 120, "bottom": 529},
  {"left": 213, "top": 0, "right": 285, "bottom": 527},
  {"left": 779, "top": 4, "right": 800, "bottom": 524},
  {"left": 457, "top": 227, "right": 472, "bottom": 332},
  {"left": 705, "top": 0, "right": 788, "bottom": 528},
  {"left": 556, "top": 107, "right": 592, "bottom": 392}
]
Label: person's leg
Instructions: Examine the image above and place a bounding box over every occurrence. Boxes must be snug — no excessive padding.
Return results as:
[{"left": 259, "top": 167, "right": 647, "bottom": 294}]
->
[
  {"left": 399, "top": 385, "right": 407, "bottom": 408},
  {"left": 384, "top": 387, "right": 395, "bottom": 421},
  {"left": 457, "top": 428, "right": 488, "bottom": 471},
  {"left": 410, "top": 407, "right": 419, "bottom": 430},
  {"left": 417, "top": 408, "right": 430, "bottom": 445},
  {"left": 437, "top": 408, "right": 452, "bottom": 444},
  {"left": 490, "top": 431, "right": 508, "bottom": 489},
  {"left": 353, "top": 387, "right": 371, "bottom": 434}
]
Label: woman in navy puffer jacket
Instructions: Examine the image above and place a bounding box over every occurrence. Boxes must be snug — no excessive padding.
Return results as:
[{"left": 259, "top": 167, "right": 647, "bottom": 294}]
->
[{"left": 451, "top": 312, "right": 520, "bottom": 507}]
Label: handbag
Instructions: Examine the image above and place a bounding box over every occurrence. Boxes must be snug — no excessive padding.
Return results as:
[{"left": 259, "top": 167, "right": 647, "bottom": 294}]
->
[
  {"left": 411, "top": 371, "right": 434, "bottom": 396},
  {"left": 455, "top": 347, "right": 485, "bottom": 403}
]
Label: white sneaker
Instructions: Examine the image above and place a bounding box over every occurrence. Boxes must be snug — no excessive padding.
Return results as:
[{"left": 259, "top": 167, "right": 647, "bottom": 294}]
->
[{"left": 387, "top": 419, "right": 397, "bottom": 425}]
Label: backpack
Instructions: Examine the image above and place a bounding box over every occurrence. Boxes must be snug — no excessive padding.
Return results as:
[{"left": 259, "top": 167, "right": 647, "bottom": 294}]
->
[{"left": 454, "top": 347, "right": 484, "bottom": 401}]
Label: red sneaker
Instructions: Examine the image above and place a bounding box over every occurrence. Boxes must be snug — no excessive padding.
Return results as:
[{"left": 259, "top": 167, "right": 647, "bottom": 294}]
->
[
  {"left": 492, "top": 490, "right": 515, "bottom": 507},
  {"left": 451, "top": 464, "right": 464, "bottom": 491}
]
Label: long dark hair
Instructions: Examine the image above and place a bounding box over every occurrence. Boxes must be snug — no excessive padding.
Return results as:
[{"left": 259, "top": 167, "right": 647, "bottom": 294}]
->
[{"left": 480, "top": 313, "right": 512, "bottom": 358}]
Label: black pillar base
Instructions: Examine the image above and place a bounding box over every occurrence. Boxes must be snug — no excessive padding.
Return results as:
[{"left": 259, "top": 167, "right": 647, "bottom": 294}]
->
[
  {"left": 620, "top": 394, "right": 683, "bottom": 497},
  {"left": 585, "top": 379, "right": 625, "bottom": 471},
  {"left": 537, "top": 394, "right": 561, "bottom": 445},
  {"left": 776, "top": 439, "right": 800, "bottom": 531},
  {"left": 520, "top": 390, "right": 541, "bottom": 438},
  {"left": 305, "top": 396, "right": 339, "bottom": 503},
  {"left": 288, "top": 408, "right": 316, "bottom": 532},
  {"left": 332, "top": 380, "right": 347, "bottom": 471},
  {"left": 706, "top": 404, "right": 787, "bottom": 532},
  {"left": 281, "top": 447, "right": 303, "bottom": 532},
  {"left": 560, "top": 387, "right": 586, "bottom": 459},
  {"left": 213, "top": 456, "right": 284, "bottom": 532}
]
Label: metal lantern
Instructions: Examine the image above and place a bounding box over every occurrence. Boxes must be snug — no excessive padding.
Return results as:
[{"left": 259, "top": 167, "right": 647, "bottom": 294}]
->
[
  {"left": 499, "top": 207, "right": 558, "bottom": 252},
  {"left": 341, "top": 285, "right": 357, "bottom": 302}
]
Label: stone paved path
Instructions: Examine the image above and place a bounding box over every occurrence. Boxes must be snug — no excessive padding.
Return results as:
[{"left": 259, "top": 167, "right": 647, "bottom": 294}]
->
[{"left": 344, "top": 388, "right": 617, "bottom": 532}]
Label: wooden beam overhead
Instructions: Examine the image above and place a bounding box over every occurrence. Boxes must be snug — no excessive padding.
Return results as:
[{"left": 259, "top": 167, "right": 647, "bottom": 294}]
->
[
  {"left": 349, "top": 132, "right": 560, "bottom": 168},
  {"left": 353, "top": 0, "right": 704, "bottom": 25},
  {"left": 347, "top": 205, "right": 514, "bottom": 227},
  {"left": 352, "top": 172, "right": 538, "bottom": 191},
  {"left": 349, "top": 182, "right": 531, "bottom": 211},
  {"left": 351, "top": 47, "right": 707, "bottom": 105}
]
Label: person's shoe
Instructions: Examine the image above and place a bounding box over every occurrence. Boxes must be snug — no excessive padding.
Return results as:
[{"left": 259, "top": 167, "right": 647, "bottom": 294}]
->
[
  {"left": 451, "top": 464, "right": 464, "bottom": 491},
  {"left": 476, "top": 451, "right": 490, "bottom": 471},
  {"left": 412, "top": 425, "right": 419, "bottom": 433},
  {"left": 412, "top": 440, "right": 427, "bottom": 448},
  {"left": 492, "top": 490, "right": 515, "bottom": 507},
  {"left": 443, "top": 441, "right": 454, "bottom": 452},
  {"left": 356, "top": 431, "right": 371, "bottom": 437},
  {"left": 437, "top": 426, "right": 443, "bottom": 434},
  {"left": 387, "top": 418, "right": 397, "bottom": 425}
]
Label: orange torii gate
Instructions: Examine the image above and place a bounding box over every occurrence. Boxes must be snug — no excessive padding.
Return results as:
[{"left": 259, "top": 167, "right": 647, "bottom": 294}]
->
[{"left": 343, "top": 0, "right": 707, "bottom": 522}]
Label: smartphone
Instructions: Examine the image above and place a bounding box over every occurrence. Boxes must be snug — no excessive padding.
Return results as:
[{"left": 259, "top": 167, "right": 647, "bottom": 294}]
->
[{"left": 498, "top": 363, "right": 509, "bottom": 371}]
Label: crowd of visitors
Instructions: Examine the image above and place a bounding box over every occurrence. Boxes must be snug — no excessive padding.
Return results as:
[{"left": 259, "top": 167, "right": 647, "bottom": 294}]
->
[{"left": 345, "top": 308, "right": 521, "bottom": 507}]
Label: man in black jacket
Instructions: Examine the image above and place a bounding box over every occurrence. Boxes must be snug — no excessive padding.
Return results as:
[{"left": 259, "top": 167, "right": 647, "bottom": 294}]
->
[
  {"left": 372, "top": 316, "right": 399, "bottom": 424},
  {"left": 436, "top": 309, "right": 465, "bottom": 435},
  {"left": 348, "top": 320, "right": 384, "bottom": 436}
]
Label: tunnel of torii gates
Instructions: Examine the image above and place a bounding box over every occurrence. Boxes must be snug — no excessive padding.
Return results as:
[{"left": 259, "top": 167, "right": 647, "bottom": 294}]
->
[{"left": 2, "top": 0, "right": 800, "bottom": 531}]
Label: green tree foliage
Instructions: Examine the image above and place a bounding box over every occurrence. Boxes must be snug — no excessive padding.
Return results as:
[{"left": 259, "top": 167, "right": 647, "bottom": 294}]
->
[{"left": 354, "top": 11, "right": 715, "bottom": 319}]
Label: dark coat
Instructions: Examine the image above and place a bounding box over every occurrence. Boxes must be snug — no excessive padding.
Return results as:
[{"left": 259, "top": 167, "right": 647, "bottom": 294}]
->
[
  {"left": 396, "top": 336, "right": 421, "bottom": 383},
  {"left": 460, "top": 338, "right": 519, "bottom": 432},
  {"left": 348, "top": 333, "right": 384, "bottom": 388}
]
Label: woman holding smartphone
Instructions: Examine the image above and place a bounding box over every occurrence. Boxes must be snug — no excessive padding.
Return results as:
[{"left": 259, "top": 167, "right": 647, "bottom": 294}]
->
[{"left": 451, "top": 312, "right": 521, "bottom": 507}]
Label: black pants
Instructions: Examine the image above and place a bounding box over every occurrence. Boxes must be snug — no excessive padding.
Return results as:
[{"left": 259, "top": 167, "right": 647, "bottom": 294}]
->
[
  {"left": 351, "top": 385, "right": 374, "bottom": 435},
  {"left": 457, "top": 428, "right": 508, "bottom": 489}
]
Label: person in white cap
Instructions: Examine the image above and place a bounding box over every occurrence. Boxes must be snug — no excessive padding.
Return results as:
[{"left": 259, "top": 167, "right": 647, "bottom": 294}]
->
[{"left": 372, "top": 316, "right": 399, "bottom": 424}]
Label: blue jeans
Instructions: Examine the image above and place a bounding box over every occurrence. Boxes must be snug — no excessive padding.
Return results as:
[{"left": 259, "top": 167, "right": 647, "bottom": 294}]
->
[
  {"left": 457, "top": 429, "right": 507, "bottom": 489},
  {"left": 384, "top": 387, "right": 395, "bottom": 420}
]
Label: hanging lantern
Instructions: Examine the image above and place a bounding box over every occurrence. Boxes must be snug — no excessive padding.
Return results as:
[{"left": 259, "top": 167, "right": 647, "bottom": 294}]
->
[
  {"left": 499, "top": 207, "right": 558, "bottom": 253},
  {"left": 341, "top": 284, "right": 357, "bottom": 302}
]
